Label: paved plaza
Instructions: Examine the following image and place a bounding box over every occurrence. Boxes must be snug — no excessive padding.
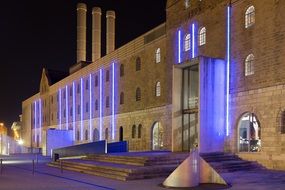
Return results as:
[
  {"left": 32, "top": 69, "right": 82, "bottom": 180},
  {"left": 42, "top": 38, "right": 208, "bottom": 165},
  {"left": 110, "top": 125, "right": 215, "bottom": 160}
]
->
[{"left": 0, "top": 154, "right": 285, "bottom": 190}]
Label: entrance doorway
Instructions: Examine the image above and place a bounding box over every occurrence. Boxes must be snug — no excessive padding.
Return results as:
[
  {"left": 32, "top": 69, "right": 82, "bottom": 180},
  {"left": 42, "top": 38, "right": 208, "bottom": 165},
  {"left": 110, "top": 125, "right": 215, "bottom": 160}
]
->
[
  {"left": 238, "top": 112, "right": 261, "bottom": 152},
  {"left": 152, "top": 122, "right": 163, "bottom": 150},
  {"left": 182, "top": 65, "right": 199, "bottom": 152},
  {"left": 119, "top": 126, "right": 123, "bottom": 141}
]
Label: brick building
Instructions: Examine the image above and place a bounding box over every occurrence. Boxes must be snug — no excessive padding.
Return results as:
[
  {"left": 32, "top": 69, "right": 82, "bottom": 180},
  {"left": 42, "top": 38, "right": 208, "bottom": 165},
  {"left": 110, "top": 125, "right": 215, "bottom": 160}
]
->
[{"left": 21, "top": 0, "right": 285, "bottom": 170}]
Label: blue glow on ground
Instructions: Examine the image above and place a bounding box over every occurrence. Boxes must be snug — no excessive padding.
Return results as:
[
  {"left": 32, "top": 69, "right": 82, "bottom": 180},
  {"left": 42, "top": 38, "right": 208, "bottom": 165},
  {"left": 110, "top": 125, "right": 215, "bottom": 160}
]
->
[
  {"left": 72, "top": 82, "right": 76, "bottom": 141},
  {"left": 59, "top": 89, "right": 62, "bottom": 130},
  {"left": 112, "top": 63, "right": 115, "bottom": 140},
  {"left": 99, "top": 69, "right": 103, "bottom": 140},
  {"left": 226, "top": 6, "right": 231, "bottom": 136},
  {"left": 80, "top": 78, "right": 83, "bottom": 141},
  {"left": 66, "top": 86, "right": 68, "bottom": 130},
  {"left": 89, "top": 74, "right": 92, "bottom": 141},
  {"left": 178, "top": 30, "right": 181, "bottom": 64}
]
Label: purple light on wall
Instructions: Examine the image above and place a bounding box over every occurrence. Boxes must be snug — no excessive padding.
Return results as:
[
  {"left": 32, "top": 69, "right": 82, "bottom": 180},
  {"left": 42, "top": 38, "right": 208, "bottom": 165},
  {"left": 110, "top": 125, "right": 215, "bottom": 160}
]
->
[
  {"left": 192, "top": 23, "right": 196, "bottom": 58},
  {"left": 178, "top": 30, "right": 182, "bottom": 64},
  {"left": 99, "top": 69, "right": 103, "bottom": 140},
  {"left": 111, "top": 63, "right": 115, "bottom": 140},
  {"left": 89, "top": 74, "right": 92, "bottom": 141},
  {"left": 34, "top": 101, "right": 37, "bottom": 143},
  {"left": 226, "top": 5, "right": 231, "bottom": 136},
  {"left": 39, "top": 99, "right": 42, "bottom": 143},
  {"left": 66, "top": 85, "right": 68, "bottom": 130},
  {"left": 72, "top": 82, "right": 76, "bottom": 140},
  {"left": 59, "top": 89, "right": 62, "bottom": 130},
  {"left": 80, "top": 78, "right": 83, "bottom": 141}
]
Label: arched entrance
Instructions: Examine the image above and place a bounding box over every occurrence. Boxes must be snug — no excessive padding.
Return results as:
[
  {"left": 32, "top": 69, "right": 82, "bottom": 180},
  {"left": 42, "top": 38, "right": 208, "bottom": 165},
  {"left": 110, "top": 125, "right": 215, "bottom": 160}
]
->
[
  {"left": 152, "top": 122, "right": 164, "bottom": 150},
  {"left": 119, "top": 126, "right": 123, "bottom": 141},
  {"left": 93, "top": 128, "right": 99, "bottom": 142},
  {"left": 238, "top": 112, "right": 261, "bottom": 152}
]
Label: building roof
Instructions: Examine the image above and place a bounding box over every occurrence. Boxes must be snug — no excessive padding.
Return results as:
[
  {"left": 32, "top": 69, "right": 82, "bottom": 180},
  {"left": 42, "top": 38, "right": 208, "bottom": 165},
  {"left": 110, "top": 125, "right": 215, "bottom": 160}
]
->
[{"left": 45, "top": 69, "right": 69, "bottom": 86}]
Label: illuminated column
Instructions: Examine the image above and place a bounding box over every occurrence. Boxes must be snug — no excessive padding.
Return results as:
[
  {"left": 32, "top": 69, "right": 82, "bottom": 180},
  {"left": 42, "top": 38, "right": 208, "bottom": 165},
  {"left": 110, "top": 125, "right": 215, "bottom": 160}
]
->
[
  {"left": 89, "top": 74, "right": 92, "bottom": 141},
  {"left": 92, "top": 7, "right": 102, "bottom": 61},
  {"left": 59, "top": 89, "right": 62, "bottom": 130},
  {"left": 77, "top": 3, "right": 87, "bottom": 62},
  {"left": 66, "top": 86, "right": 68, "bottom": 130},
  {"left": 106, "top": 10, "right": 116, "bottom": 54},
  {"left": 192, "top": 23, "right": 196, "bottom": 58},
  {"left": 80, "top": 78, "right": 84, "bottom": 141},
  {"left": 39, "top": 99, "right": 42, "bottom": 143},
  {"left": 178, "top": 30, "right": 181, "bottom": 64},
  {"left": 34, "top": 101, "right": 37, "bottom": 143},
  {"left": 226, "top": 5, "right": 231, "bottom": 136},
  {"left": 72, "top": 82, "right": 76, "bottom": 140},
  {"left": 111, "top": 63, "right": 116, "bottom": 140},
  {"left": 99, "top": 69, "right": 103, "bottom": 140}
]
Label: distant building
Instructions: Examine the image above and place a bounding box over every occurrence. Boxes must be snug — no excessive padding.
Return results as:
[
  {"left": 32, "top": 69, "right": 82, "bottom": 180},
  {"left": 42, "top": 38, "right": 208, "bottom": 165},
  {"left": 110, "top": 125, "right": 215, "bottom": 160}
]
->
[{"left": 21, "top": 0, "right": 285, "bottom": 170}]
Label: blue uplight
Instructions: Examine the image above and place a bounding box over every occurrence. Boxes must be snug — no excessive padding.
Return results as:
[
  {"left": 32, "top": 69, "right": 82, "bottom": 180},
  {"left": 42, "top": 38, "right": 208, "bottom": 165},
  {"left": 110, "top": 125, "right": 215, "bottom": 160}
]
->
[
  {"left": 226, "top": 5, "right": 231, "bottom": 137},
  {"left": 178, "top": 30, "right": 181, "bottom": 64},
  {"left": 112, "top": 63, "right": 115, "bottom": 140},
  {"left": 80, "top": 78, "right": 83, "bottom": 141},
  {"left": 89, "top": 74, "right": 92, "bottom": 141},
  {"left": 192, "top": 23, "right": 196, "bottom": 58},
  {"left": 59, "top": 89, "right": 62, "bottom": 130},
  {"left": 66, "top": 86, "right": 68, "bottom": 130},
  {"left": 99, "top": 69, "right": 103, "bottom": 140},
  {"left": 34, "top": 101, "right": 37, "bottom": 143},
  {"left": 72, "top": 82, "right": 76, "bottom": 141},
  {"left": 39, "top": 99, "right": 42, "bottom": 143}
]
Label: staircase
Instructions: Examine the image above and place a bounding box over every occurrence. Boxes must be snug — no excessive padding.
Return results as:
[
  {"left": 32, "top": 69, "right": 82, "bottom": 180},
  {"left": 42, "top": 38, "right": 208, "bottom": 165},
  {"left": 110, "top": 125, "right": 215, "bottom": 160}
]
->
[
  {"left": 200, "top": 152, "right": 264, "bottom": 173},
  {"left": 48, "top": 152, "right": 188, "bottom": 181}
]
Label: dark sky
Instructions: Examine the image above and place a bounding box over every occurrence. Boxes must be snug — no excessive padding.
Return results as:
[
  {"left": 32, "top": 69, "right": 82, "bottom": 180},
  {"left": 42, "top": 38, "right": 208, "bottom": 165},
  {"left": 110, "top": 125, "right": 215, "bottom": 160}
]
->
[{"left": 0, "top": 0, "right": 166, "bottom": 129}]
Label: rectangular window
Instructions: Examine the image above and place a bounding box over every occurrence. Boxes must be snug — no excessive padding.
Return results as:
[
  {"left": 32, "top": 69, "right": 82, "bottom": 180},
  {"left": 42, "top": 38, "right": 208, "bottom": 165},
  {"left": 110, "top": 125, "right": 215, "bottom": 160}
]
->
[
  {"left": 86, "top": 79, "right": 89, "bottom": 90},
  {"left": 86, "top": 102, "right": 89, "bottom": 112},
  {"left": 77, "top": 105, "right": 80, "bottom": 114},
  {"left": 77, "top": 83, "right": 80, "bottom": 94},
  {"left": 95, "top": 75, "right": 98, "bottom": 87},
  {"left": 106, "top": 70, "right": 110, "bottom": 82}
]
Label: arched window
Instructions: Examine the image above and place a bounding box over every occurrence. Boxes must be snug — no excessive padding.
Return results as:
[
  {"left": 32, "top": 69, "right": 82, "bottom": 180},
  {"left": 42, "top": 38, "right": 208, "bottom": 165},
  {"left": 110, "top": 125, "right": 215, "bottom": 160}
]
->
[
  {"left": 245, "top": 5, "right": 255, "bottom": 28},
  {"left": 136, "top": 88, "right": 141, "bottom": 101},
  {"left": 156, "top": 48, "right": 161, "bottom": 63},
  {"left": 120, "top": 92, "right": 124, "bottom": 105},
  {"left": 199, "top": 27, "right": 206, "bottom": 46},
  {"left": 85, "top": 129, "right": 88, "bottom": 141},
  {"left": 105, "top": 128, "right": 109, "bottom": 140},
  {"left": 184, "top": 34, "right": 191, "bottom": 51},
  {"left": 120, "top": 64, "right": 124, "bottom": 77},
  {"left": 77, "top": 130, "right": 80, "bottom": 141},
  {"left": 136, "top": 57, "right": 141, "bottom": 71},
  {"left": 132, "top": 125, "right": 136, "bottom": 138},
  {"left": 281, "top": 111, "right": 285, "bottom": 134},
  {"left": 245, "top": 54, "right": 254, "bottom": 76},
  {"left": 155, "top": 82, "right": 161, "bottom": 97},
  {"left": 138, "top": 124, "right": 142, "bottom": 138}
]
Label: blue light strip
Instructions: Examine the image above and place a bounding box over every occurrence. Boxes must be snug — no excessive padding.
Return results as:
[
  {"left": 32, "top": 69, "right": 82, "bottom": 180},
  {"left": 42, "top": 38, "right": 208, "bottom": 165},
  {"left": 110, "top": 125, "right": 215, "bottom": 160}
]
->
[
  {"left": 39, "top": 99, "right": 42, "bottom": 143},
  {"left": 178, "top": 30, "right": 181, "bottom": 64},
  {"left": 192, "top": 23, "right": 196, "bottom": 58},
  {"left": 112, "top": 63, "right": 115, "bottom": 140},
  {"left": 99, "top": 69, "right": 103, "bottom": 140},
  {"left": 72, "top": 82, "right": 76, "bottom": 140},
  {"left": 66, "top": 85, "right": 68, "bottom": 130},
  {"left": 34, "top": 101, "right": 37, "bottom": 143},
  {"left": 80, "top": 78, "right": 83, "bottom": 141},
  {"left": 226, "top": 5, "right": 231, "bottom": 136},
  {"left": 89, "top": 74, "right": 92, "bottom": 141},
  {"left": 59, "top": 89, "right": 62, "bottom": 130}
]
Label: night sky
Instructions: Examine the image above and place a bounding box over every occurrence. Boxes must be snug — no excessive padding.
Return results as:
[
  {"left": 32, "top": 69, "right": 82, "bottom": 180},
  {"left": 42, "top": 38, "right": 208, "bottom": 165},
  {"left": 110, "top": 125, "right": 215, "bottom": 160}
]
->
[{"left": 0, "top": 0, "right": 166, "bottom": 130}]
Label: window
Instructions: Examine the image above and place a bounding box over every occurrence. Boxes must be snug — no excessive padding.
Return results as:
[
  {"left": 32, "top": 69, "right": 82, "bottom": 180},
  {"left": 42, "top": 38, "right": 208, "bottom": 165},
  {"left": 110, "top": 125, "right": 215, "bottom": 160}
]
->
[
  {"left": 184, "top": 34, "right": 191, "bottom": 51},
  {"left": 281, "top": 111, "right": 285, "bottom": 134},
  {"left": 86, "top": 102, "right": 89, "bottom": 112},
  {"left": 156, "top": 48, "right": 161, "bottom": 63},
  {"left": 85, "top": 129, "right": 88, "bottom": 141},
  {"left": 106, "top": 96, "right": 110, "bottom": 108},
  {"left": 70, "top": 107, "right": 72, "bottom": 117},
  {"left": 86, "top": 79, "right": 89, "bottom": 90},
  {"left": 138, "top": 124, "right": 142, "bottom": 138},
  {"left": 120, "top": 64, "right": 124, "bottom": 77},
  {"left": 132, "top": 125, "right": 136, "bottom": 138},
  {"left": 136, "top": 88, "right": 141, "bottom": 101},
  {"left": 77, "top": 83, "right": 80, "bottom": 93},
  {"left": 155, "top": 82, "right": 161, "bottom": 97},
  {"left": 95, "top": 99, "right": 98, "bottom": 111},
  {"left": 64, "top": 109, "right": 66, "bottom": 118},
  {"left": 95, "top": 75, "right": 98, "bottom": 87},
  {"left": 245, "top": 54, "right": 254, "bottom": 76},
  {"left": 106, "top": 70, "right": 110, "bottom": 82},
  {"left": 77, "top": 131, "right": 80, "bottom": 141},
  {"left": 245, "top": 5, "right": 255, "bottom": 28},
  {"left": 77, "top": 105, "right": 80, "bottom": 114},
  {"left": 120, "top": 92, "right": 124, "bottom": 105},
  {"left": 136, "top": 57, "right": 141, "bottom": 71},
  {"left": 199, "top": 27, "right": 206, "bottom": 46},
  {"left": 63, "top": 89, "right": 66, "bottom": 99}
]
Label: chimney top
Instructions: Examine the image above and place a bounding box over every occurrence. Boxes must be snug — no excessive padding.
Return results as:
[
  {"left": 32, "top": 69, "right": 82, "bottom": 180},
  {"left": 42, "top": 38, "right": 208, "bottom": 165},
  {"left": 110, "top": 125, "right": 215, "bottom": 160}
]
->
[
  {"left": 92, "top": 7, "right": 102, "bottom": 14},
  {"left": 77, "top": 3, "right": 87, "bottom": 11},
  {"left": 106, "top": 10, "right": 116, "bottom": 18}
]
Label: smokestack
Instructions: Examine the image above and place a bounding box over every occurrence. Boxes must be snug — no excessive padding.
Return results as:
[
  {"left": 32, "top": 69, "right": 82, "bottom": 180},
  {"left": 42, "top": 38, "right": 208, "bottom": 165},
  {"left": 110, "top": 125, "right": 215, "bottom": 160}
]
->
[
  {"left": 76, "top": 3, "right": 87, "bottom": 63},
  {"left": 106, "top": 10, "right": 116, "bottom": 54},
  {"left": 92, "top": 7, "right": 102, "bottom": 62}
]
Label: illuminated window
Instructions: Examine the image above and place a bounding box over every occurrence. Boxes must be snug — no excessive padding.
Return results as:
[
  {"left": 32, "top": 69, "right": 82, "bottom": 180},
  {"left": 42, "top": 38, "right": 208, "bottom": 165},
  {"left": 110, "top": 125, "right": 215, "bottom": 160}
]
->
[
  {"left": 156, "top": 48, "right": 161, "bottom": 63},
  {"left": 199, "top": 27, "right": 206, "bottom": 46},
  {"left": 136, "top": 57, "right": 141, "bottom": 71},
  {"left": 120, "top": 92, "right": 124, "bottom": 105},
  {"left": 132, "top": 125, "right": 136, "bottom": 138},
  {"left": 245, "top": 54, "right": 254, "bottom": 76},
  {"left": 136, "top": 87, "right": 141, "bottom": 101},
  {"left": 155, "top": 82, "right": 161, "bottom": 97},
  {"left": 120, "top": 64, "right": 124, "bottom": 77},
  {"left": 138, "top": 124, "right": 142, "bottom": 138},
  {"left": 184, "top": 34, "right": 191, "bottom": 51},
  {"left": 245, "top": 5, "right": 255, "bottom": 28}
]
